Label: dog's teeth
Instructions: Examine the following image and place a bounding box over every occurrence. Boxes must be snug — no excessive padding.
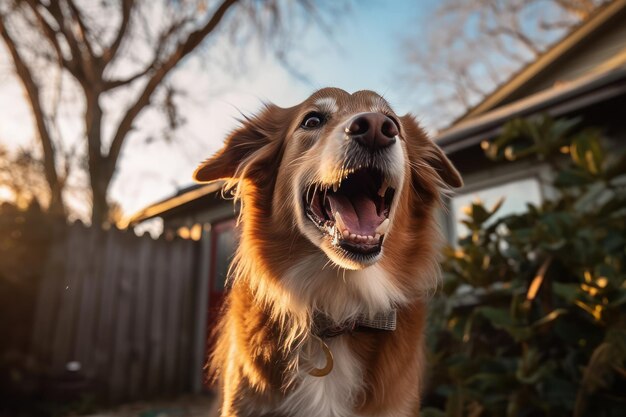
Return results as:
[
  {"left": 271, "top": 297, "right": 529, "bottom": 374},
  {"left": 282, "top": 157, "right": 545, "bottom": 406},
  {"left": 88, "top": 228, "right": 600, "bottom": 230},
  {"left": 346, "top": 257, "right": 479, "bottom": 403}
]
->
[
  {"left": 332, "top": 182, "right": 339, "bottom": 192},
  {"left": 350, "top": 233, "right": 357, "bottom": 240},
  {"left": 342, "top": 230, "right": 350, "bottom": 238},
  {"left": 375, "top": 218, "right": 390, "bottom": 235},
  {"left": 375, "top": 233, "right": 381, "bottom": 241},
  {"left": 378, "top": 179, "right": 389, "bottom": 197},
  {"left": 334, "top": 212, "right": 346, "bottom": 233}
]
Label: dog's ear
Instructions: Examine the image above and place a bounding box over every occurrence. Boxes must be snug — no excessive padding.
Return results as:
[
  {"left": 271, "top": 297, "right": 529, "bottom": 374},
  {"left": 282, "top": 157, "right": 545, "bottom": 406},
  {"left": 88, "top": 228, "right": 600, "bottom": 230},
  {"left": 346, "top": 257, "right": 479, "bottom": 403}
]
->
[
  {"left": 400, "top": 114, "right": 463, "bottom": 189},
  {"left": 423, "top": 141, "right": 463, "bottom": 188},
  {"left": 194, "top": 104, "right": 284, "bottom": 184}
]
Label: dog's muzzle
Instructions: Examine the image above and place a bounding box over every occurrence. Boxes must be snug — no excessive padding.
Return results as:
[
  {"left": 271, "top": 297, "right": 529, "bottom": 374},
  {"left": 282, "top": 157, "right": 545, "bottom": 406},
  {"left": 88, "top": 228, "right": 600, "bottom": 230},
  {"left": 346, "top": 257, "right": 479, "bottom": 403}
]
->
[{"left": 302, "top": 112, "right": 402, "bottom": 264}]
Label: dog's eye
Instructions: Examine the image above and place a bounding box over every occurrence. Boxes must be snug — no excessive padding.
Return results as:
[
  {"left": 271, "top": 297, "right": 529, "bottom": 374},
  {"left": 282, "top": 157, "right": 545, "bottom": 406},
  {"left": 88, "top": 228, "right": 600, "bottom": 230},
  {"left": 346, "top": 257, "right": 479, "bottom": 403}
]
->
[{"left": 301, "top": 112, "right": 325, "bottom": 129}]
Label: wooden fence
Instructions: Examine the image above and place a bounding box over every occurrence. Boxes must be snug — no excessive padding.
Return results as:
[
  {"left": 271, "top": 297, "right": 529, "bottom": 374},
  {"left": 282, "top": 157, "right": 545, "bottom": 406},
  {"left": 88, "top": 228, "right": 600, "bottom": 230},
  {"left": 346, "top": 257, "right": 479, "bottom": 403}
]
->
[{"left": 30, "top": 222, "right": 201, "bottom": 402}]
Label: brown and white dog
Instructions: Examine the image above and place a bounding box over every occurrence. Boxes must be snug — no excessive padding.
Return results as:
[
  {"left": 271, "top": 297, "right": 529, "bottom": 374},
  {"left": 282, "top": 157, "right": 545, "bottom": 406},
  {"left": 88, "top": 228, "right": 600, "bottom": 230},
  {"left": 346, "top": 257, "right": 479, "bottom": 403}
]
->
[{"left": 194, "top": 88, "right": 462, "bottom": 417}]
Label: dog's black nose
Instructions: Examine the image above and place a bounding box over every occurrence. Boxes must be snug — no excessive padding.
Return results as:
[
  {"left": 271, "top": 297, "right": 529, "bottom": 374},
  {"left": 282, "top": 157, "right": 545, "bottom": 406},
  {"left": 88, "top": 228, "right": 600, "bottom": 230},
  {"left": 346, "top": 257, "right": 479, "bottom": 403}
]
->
[{"left": 345, "top": 113, "right": 398, "bottom": 151}]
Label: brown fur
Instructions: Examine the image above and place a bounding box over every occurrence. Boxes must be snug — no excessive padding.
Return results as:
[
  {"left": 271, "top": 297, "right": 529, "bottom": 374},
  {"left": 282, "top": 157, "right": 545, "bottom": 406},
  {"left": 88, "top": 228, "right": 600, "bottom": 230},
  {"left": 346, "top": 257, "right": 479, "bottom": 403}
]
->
[{"left": 194, "top": 88, "right": 462, "bottom": 417}]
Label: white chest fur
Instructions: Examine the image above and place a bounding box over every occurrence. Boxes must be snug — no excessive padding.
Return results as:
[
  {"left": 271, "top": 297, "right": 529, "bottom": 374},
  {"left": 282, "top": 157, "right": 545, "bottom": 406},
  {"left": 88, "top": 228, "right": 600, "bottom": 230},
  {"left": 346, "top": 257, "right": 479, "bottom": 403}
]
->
[
  {"left": 265, "top": 260, "right": 407, "bottom": 417},
  {"left": 277, "top": 337, "right": 364, "bottom": 417},
  {"left": 280, "top": 259, "right": 407, "bottom": 324}
]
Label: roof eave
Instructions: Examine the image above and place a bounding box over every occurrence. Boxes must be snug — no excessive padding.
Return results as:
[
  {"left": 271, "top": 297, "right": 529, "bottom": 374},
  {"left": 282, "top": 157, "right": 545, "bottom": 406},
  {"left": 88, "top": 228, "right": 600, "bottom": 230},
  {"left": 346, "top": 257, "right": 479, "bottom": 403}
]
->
[
  {"left": 452, "top": 0, "right": 626, "bottom": 124},
  {"left": 125, "top": 180, "right": 226, "bottom": 226},
  {"left": 437, "top": 65, "right": 626, "bottom": 153}
]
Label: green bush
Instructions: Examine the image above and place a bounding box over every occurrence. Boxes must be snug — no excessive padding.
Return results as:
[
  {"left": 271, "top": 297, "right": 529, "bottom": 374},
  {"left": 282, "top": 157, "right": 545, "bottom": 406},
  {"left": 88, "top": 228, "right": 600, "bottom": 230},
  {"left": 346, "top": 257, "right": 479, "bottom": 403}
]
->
[{"left": 423, "top": 116, "right": 626, "bottom": 417}]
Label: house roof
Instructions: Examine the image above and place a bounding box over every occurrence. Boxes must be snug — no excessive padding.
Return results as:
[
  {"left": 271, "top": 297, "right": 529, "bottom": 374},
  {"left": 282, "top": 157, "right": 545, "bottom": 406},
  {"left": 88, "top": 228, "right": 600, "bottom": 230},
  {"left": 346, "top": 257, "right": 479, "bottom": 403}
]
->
[
  {"left": 126, "top": 181, "right": 225, "bottom": 226},
  {"left": 437, "top": 64, "right": 626, "bottom": 153},
  {"left": 453, "top": 0, "right": 626, "bottom": 124}
]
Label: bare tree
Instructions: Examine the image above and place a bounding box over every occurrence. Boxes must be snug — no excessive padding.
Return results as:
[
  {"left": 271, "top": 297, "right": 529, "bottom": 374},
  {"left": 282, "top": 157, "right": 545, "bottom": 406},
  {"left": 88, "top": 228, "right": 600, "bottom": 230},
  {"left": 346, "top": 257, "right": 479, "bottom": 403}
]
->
[
  {"left": 0, "top": 0, "right": 341, "bottom": 225},
  {"left": 402, "top": 0, "right": 608, "bottom": 130}
]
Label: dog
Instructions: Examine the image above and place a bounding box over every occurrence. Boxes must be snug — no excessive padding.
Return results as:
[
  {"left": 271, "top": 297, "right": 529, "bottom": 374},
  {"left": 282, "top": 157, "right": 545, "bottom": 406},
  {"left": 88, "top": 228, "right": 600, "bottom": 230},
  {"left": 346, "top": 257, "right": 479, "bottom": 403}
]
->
[{"left": 193, "top": 88, "right": 462, "bottom": 417}]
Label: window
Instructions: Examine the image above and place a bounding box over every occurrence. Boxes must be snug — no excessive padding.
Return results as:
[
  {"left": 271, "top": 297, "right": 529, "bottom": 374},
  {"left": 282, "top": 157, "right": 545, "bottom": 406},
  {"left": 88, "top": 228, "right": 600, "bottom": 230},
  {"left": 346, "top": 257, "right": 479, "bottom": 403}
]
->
[{"left": 451, "top": 177, "right": 542, "bottom": 239}]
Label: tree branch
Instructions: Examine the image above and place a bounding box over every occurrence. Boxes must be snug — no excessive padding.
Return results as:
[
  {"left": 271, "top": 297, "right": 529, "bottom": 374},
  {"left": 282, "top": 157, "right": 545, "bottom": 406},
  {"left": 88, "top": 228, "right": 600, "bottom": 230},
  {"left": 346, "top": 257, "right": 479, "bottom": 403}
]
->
[
  {"left": 102, "top": 12, "right": 193, "bottom": 91},
  {"left": 102, "top": 0, "right": 134, "bottom": 64},
  {"left": 104, "top": 0, "right": 239, "bottom": 178},
  {"left": 0, "top": 14, "right": 63, "bottom": 212},
  {"left": 44, "top": 1, "right": 82, "bottom": 63},
  {"left": 66, "top": 0, "right": 96, "bottom": 59},
  {"left": 554, "top": 0, "right": 596, "bottom": 19},
  {"left": 23, "top": 0, "right": 79, "bottom": 75},
  {"left": 23, "top": 2, "right": 62, "bottom": 60},
  {"left": 485, "top": 26, "right": 541, "bottom": 57},
  {"left": 43, "top": 0, "right": 101, "bottom": 83},
  {"left": 102, "top": 64, "right": 154, "bottom": 90}
]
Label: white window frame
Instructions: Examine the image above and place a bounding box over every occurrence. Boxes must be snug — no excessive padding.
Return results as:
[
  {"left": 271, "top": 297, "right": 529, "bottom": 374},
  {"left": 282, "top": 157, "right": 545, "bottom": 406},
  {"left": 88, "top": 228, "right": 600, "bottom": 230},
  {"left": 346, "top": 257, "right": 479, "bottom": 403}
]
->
[{"left": 447, "top": 160, "right": 553, "bottom": 243}]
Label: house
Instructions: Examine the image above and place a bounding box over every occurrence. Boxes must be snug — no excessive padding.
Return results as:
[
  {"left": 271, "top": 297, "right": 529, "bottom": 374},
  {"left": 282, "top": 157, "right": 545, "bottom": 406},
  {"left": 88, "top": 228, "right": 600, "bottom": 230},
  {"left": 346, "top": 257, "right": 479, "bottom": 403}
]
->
[
  {"left": 128, "top": 0, "right": 626, "bottom": 391},
  {"left": 438, "top": 0, "right": 626, "bottom": 239}
]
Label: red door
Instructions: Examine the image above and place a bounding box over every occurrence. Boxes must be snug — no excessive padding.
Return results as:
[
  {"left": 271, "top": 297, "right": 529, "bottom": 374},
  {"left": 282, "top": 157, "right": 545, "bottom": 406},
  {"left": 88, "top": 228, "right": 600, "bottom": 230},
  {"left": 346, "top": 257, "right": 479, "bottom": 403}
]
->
[
  {"left": 204, "top": 218, "right": 239, "bottom": 386},
  {"left": 208, "top": 218, "right": 238, "bottom": 319}
]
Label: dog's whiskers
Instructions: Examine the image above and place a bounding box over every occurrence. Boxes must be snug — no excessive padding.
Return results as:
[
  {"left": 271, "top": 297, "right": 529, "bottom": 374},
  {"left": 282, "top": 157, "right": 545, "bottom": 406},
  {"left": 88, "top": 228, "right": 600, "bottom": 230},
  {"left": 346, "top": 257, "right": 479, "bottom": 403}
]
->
[{"left": 321, "top": 258, "right": 333, "bottom": 271}]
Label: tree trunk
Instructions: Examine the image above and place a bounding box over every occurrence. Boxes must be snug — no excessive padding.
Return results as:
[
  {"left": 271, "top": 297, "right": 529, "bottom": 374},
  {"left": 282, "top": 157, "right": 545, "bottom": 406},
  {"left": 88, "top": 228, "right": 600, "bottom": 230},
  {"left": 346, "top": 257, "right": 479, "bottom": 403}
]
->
[
  {"left": 84, "top": 90, "right": 110, "bottom": 226},
  {"left": 48, "top": 183, "right": 66, "bottom": 219},
  {"left": 91, "top": 178, "right": 110, "bottom": 227}
]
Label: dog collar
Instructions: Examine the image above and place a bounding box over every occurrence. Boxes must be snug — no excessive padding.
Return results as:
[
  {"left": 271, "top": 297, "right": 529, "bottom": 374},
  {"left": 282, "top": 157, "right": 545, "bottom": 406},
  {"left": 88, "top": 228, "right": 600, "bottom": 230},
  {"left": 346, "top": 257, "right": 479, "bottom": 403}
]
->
[
  {"left": 313, "top": 310, "right": 397, "bottom": 339},
  {"left": 307, "top": 310, "right": 397, "bottom": 377}
]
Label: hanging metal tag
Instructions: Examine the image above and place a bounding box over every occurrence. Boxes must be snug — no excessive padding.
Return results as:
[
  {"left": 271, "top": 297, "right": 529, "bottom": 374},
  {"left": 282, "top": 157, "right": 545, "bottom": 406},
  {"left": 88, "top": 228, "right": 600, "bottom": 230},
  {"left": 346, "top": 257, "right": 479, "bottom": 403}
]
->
[{"left": 308, "top": 335, "right": 334, "bottom": 377}]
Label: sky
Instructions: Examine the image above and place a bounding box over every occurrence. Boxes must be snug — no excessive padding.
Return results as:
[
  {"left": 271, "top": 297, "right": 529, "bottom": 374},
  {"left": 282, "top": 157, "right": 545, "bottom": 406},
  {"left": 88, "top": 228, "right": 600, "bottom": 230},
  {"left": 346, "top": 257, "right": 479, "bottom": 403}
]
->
[{"left": 0, "top": 1, "right": 440, "bottom": 221}]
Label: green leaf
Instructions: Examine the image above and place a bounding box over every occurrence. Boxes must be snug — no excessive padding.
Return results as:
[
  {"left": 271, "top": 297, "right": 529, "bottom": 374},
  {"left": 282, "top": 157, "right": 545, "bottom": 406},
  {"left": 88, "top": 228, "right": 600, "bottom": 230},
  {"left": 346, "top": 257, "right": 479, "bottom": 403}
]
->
[
  {"left": 575, "top": 335, "right": 626, "bottom": 417},
  {"left": 477, "top": 307, "right": 532, "bottom": 341},
  {"left": 570, "top": 130, "right": 604, "bottom": 175},
  {"left": 532, "top": 309, "right": 567, "bottom": 328},
  {"left": 554, "top": 168, "right": 595, "bottom": 187},
  {"left": 574, "top": 183, "right": 614, "bottom": 213},
  {"left": 421, "top": 408, "right": 446, "bottom": 417},
  {"left": 608, "top": 290, "right": 626, "bottom": 308},
  {"left": 478, "top": 306, "right": 515, "bottom": 328},
  {"left": 552, "top": 283, "right": 580, "bottom": 303}
]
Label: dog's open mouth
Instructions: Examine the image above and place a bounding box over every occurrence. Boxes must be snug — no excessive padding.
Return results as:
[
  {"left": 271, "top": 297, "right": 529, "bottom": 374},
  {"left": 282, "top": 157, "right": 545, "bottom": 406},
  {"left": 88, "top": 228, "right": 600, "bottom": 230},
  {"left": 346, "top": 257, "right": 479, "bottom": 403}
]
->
[{"left": 304, "top": 167, "right": 396, "bottom": 259}]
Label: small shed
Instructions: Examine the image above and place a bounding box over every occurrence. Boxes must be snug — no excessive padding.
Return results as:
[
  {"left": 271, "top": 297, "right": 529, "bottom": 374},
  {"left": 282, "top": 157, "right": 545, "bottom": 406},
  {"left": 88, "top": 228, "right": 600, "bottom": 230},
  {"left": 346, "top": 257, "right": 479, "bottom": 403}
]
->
[{"left": 129, "top": 181, "right": 239, "bottom": 392}]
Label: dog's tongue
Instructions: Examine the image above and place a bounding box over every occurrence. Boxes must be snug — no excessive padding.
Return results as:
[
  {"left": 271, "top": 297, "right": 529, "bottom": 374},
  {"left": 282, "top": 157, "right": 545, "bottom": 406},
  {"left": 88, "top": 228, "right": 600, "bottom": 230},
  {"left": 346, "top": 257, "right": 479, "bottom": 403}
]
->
[{"left": 326, "top": 193, "right": 384, "bottom": 237}]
